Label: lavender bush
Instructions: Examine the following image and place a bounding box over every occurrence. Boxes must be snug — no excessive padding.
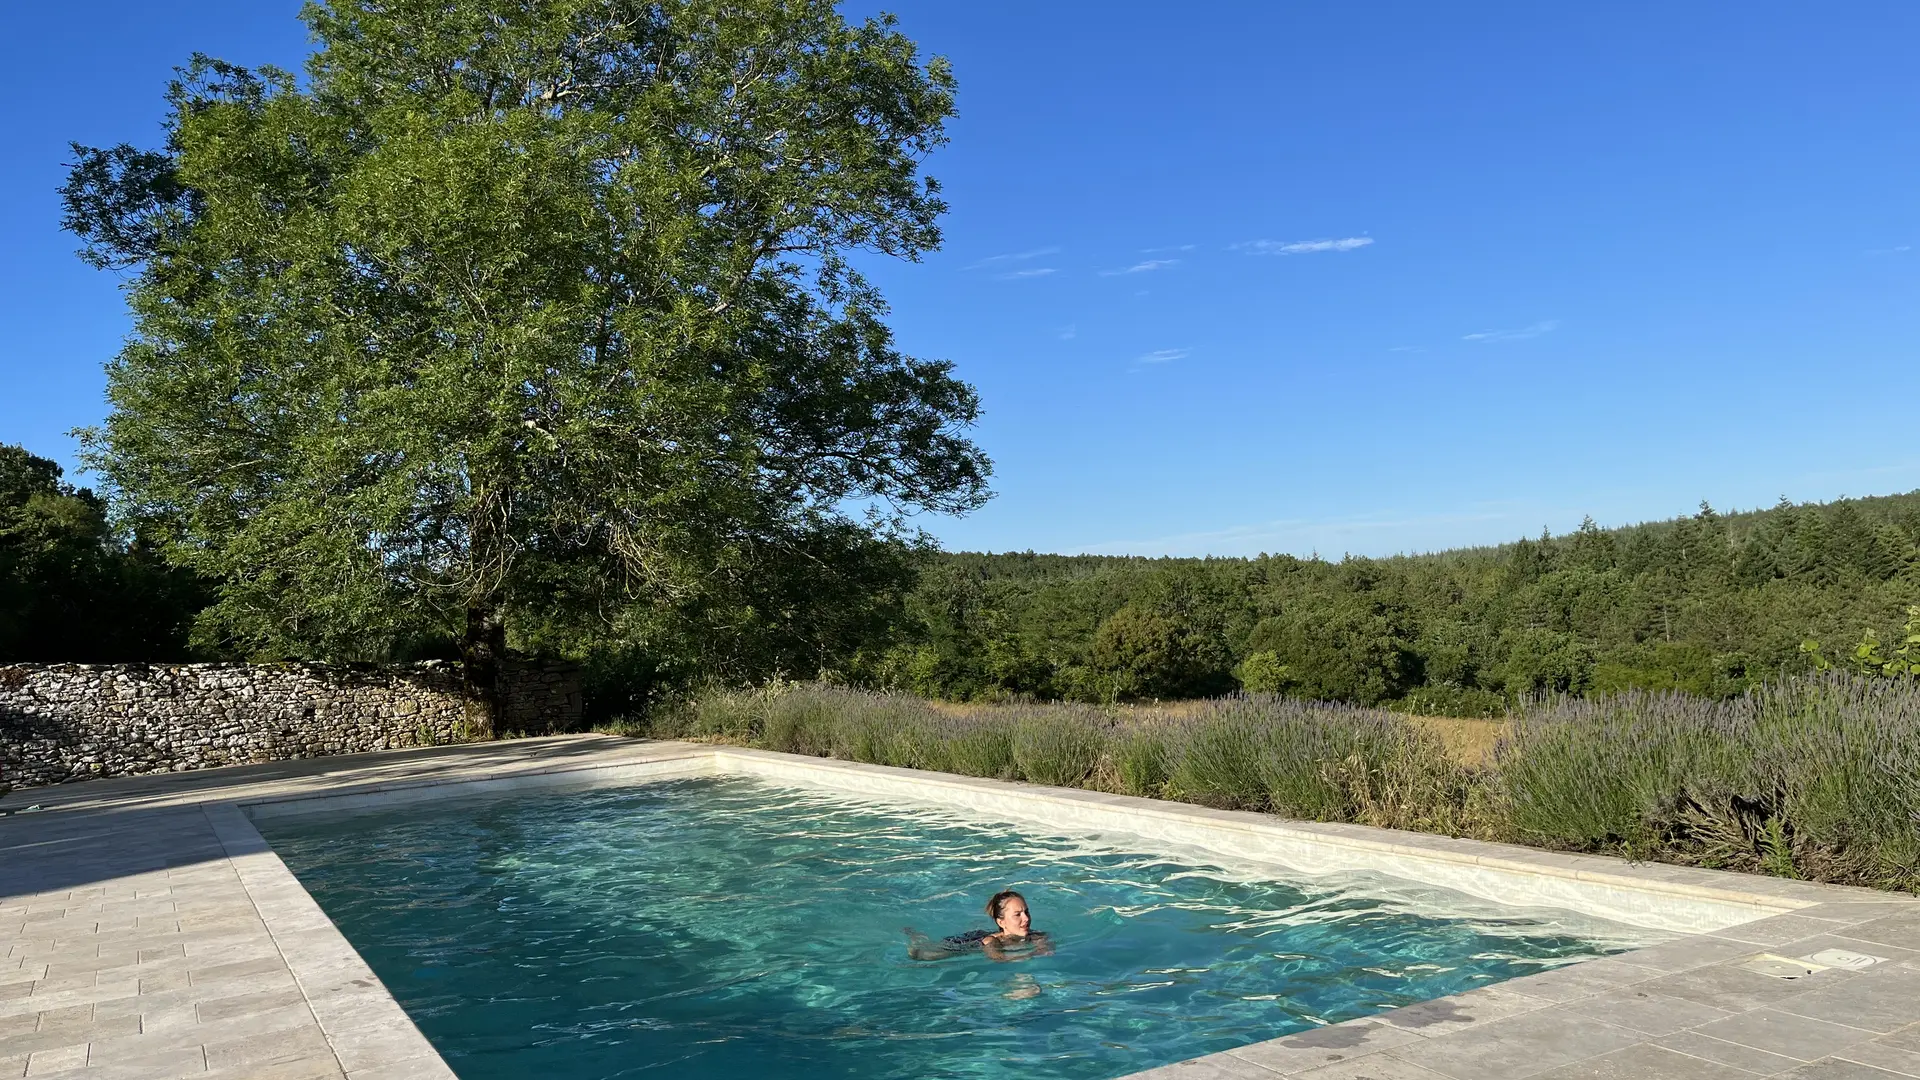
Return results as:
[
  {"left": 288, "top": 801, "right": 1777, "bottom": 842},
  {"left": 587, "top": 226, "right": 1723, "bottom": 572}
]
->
[
  {"left": 1497, "top": 673, "right": 1920, "bottom": 888},
  {"left": 1010, "top": 705, "right": 1108, "bottom": 787},
  {"left": 1110, "top": 723, "right": 1174, "bottom": 797}
]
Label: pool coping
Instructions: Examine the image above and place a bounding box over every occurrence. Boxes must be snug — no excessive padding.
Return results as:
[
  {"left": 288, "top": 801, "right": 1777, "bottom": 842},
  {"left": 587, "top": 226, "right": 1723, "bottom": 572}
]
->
[{"left": 5, "top": 734, "right": 1919, "bottom": 1080}]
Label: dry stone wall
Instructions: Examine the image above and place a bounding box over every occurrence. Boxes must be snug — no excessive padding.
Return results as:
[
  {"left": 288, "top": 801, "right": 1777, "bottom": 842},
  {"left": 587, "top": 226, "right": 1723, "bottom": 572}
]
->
[{"left": 0, "top": 661, "right": 581, "bottom": 792}]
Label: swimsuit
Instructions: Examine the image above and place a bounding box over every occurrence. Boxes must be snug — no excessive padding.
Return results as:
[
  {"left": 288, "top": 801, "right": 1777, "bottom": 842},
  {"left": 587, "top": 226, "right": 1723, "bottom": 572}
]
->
[{"left": 941, "top": 929, "right": 993, "bottom": 950}]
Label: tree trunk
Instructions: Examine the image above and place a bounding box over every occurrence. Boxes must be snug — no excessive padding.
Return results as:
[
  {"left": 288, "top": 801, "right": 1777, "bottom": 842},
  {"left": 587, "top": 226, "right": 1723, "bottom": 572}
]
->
[{"left": 462, "top": 601, "right": 507, "bottom": 740}]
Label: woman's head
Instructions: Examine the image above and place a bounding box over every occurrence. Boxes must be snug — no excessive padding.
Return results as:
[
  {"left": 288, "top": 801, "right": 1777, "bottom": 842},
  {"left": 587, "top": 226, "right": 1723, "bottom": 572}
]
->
[{"left": 986, "top": 889, "right": 1031, "bottom": 938}]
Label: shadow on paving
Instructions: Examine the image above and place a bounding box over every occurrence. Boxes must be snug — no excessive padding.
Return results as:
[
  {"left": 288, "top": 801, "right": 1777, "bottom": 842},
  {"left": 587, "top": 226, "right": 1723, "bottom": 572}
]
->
[{"left": 0, "top": 735, "right": 666, "bottom": 900}]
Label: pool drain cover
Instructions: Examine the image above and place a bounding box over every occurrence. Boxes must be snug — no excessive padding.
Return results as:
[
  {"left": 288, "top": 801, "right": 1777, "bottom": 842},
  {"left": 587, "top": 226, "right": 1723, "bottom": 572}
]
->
[
  {"left": 1800, "top": 948, "right": 1888, "bottom": 970},
  {"left": 1740, "top": 954, "right": 1824, "bottom": 979}
]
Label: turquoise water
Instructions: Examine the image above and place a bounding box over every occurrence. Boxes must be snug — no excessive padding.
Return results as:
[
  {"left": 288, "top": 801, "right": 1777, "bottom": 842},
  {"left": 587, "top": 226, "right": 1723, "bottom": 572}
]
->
[{"left": 261, "top": 777, "right": 1655, "bottom": 1080}]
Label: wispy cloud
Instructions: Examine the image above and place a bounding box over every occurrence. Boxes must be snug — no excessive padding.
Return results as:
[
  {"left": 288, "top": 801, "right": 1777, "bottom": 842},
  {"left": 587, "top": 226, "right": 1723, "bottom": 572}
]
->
[
  {"left": 1100, "top": 258, "right": 1181, "bottom": 276},
  {"left": 1135, "top": 347, "right": 1191, "bottom": 365},
  {"left": 996, "top": 267, "right": 1058, "bottom": 280},
  {"left": 962, "top": 246, "right": 1060, "bottom": 270},
  {"left": 1866, "top": 244, "right": 1912, "bottom": 255},
  {"left": 1057, "top": 324, "right": 1077, "bottom": 340},
  {"left": 1462, "top": 319, "right": 1560, "bottom": 342},
  {"left": 1142, "top": 244, "right": 1196, "bottom": 254},
  {"left": 1234, "top": 237, "right": 1374, "bottom": 255},
  {"left": 1388, "top": 345, "right": 1426, "bottom": 354}
]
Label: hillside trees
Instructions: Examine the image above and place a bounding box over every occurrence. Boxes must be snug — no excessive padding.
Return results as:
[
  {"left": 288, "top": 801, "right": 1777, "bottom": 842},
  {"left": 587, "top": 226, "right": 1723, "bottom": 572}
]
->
[
  {"left": 870, "top": 494, "right": 1920, "bottom": 708},
  {"left": 0, "top": 445, "right": 203, "bottom": 661},
  {"left": 61, "top": 0, "right": 988, "bottom": 731}
]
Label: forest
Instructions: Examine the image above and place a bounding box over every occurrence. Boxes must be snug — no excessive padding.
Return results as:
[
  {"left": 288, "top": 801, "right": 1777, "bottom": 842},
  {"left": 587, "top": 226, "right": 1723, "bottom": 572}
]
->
[
  {"left": 7, "top": 437, "right": 1916, "bottom": 716},
  {"left": 851, "top": 491, "right": 1920, "bottom": 713}
]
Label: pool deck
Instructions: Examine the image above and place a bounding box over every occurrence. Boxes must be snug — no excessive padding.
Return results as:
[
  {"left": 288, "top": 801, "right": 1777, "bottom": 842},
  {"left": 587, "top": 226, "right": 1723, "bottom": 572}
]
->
[{"left": 0, "top": 735, "right": 1916, "bottom": 1080}]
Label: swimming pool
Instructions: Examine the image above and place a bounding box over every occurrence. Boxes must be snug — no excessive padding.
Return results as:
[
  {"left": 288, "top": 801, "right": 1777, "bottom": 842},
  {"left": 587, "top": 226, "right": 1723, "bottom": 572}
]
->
[{"left": 260, "top": 776, "right": 1660, "bottom": 1079}]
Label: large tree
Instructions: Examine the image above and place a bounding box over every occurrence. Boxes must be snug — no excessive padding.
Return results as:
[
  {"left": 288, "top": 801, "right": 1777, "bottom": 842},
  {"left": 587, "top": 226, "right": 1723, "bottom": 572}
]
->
[{"left": 62, "top": 0, "right": 990, "bottom": 732}]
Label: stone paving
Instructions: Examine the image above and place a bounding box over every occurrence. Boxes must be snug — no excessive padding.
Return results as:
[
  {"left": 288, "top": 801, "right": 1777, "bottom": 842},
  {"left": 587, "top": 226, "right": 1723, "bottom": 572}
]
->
[
  {"left": 1123, "top": 900, "right": 1920, "bottom": 1079},
  {"left": 0, "top": 737, "right": 696, "bottom": 1080},
  {"left": 2, "top": 735, "right": 1918, "bottom": 1080}
]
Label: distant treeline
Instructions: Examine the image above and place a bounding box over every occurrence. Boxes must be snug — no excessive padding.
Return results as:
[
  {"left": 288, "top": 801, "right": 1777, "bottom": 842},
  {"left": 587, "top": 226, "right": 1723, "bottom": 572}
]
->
[
  {"left": 7, "top": 433, "right": 1917, "bottom": 715},
  {"left": 0, "top": 446, "right": 204, "bottom": 662},
  {"left": 847, "top": 493, "right": 1920, "bottom": 713}
]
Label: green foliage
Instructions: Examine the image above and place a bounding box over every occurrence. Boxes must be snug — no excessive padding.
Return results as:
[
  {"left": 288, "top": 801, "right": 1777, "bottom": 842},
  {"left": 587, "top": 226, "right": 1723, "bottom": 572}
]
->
[
  {"left": 62, "top": 2, "right": 988, "bottom": 726},
  {"left": 0, "top": 444, "right": 205, "bottom": 662},
  {"left": 1590, "top": 642, "right": 1751, "bottom": 698},
  {"left": 869, "top": 493, "right": 1920, "bottom": 711},
  {"left": 1234, "top": 651, "right": 1292, "bottom": 695},
  {"left": 1088, "top": 604, "right": 1233, "bottom": 702},
  {"left": 1802, "top": 606, "right": 1920, "bottom": 679}
]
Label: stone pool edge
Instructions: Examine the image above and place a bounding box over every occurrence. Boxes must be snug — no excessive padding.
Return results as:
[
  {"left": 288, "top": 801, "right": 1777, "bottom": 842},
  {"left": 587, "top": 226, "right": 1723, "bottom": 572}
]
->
[{"left": 199, "top": 802, "right": 454, "bottom": 1079}]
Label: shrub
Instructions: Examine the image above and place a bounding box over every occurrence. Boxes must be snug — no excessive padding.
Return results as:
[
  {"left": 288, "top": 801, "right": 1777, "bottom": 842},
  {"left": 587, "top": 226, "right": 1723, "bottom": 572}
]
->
[
  {"left": 1234, "top": 651, "right": 1294, "bottom": 695},
  {"left": 1088, "top": 605, "right": 1234, "bottom": 702},
  {"left": 762, "top": 689, "right": 837, "bottom": 756},
  {"left": 1161, "top": 696, "right": 1463, "bottom": 825},
  {"left": 1496, "top": 691, "right": 1737, "bottom": 850},
  {"left": 1110, "top": 723, "right": 1175, "bottom": 797},
  {"left": 1754, "top": 674, "right": 1920, "bottom": 887},
  {"left": 1010, "top": 706, "right": 1107, "bottom": 787},
  {"left": 650, "top": 685, "right": 767, "bottom": 741},
  {"left": 1167, "top": 708, "right": 1270, "bottom": 810},
  {"left": 817, "top": 688, "right": 942, "bottom": 769},
  {"left": 943, "top": 715, "right": 1017, "bottom": 779}
]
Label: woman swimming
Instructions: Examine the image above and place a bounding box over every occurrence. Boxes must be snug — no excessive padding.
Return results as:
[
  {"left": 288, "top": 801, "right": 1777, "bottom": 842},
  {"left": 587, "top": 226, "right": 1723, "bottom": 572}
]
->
[{"left": 905, "top": 889, "right": 1054, "bottom": 962}]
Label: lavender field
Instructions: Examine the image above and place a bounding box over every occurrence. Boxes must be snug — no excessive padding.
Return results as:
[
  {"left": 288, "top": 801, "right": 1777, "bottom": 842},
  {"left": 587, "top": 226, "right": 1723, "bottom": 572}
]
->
[{"left": 630, "top": 674, "right": 1920, "bottom": 893}]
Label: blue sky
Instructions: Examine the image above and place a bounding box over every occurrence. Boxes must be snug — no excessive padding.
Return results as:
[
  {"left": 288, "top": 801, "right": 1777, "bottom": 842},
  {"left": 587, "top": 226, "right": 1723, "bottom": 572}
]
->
[{"left": 4, "top": 3, "right": 1917, "bottom": 558}]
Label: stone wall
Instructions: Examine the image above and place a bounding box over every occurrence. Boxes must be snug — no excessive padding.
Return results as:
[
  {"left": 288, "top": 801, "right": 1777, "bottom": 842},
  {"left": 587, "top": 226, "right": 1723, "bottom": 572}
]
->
[{"left": 0, "top": 661, "right": 581, "bottom": 792}]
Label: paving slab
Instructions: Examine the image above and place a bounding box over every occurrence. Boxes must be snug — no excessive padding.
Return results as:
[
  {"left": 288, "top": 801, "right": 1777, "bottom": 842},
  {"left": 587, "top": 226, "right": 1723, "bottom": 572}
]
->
[
  {"left": 1834, "top": 1039, "right": 1920, "bottom": 1078},
  {"left": 1654, "top": 1028, "right": 1807, "bottom": 1074},
  {"left": 1530, "top": 1042, "right": 1762, "bottom": 1079},
  {"left": 3, "top": 735, "right": 1918, "bottom": 1080}
]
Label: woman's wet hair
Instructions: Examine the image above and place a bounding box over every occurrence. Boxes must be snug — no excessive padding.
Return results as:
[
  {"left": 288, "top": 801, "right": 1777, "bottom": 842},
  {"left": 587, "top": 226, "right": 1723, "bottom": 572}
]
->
[{"left": 986, "top": 889, "right": 1025, "bottom": 920}]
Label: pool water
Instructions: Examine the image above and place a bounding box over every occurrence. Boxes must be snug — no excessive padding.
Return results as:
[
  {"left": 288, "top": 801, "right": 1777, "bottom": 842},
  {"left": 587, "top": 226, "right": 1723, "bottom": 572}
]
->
[{"left": 261, "top": 777, "right": 1656, "bottom": 1080}]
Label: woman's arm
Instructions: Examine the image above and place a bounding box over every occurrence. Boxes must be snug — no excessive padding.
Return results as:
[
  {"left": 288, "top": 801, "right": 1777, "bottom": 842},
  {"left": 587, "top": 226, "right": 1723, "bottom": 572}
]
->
[{"left": 982, "top": 935, "right": 1010, "bottom": 963}]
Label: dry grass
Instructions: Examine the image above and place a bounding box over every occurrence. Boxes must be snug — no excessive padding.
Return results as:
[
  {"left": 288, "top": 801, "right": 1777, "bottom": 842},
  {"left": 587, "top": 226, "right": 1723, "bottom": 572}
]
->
[
  {"left": 931, "top": 699, "right": 1507, "bottom": 766},
  {"left": 1412, "top": 715, "right": 1506, "bottom": 764}
]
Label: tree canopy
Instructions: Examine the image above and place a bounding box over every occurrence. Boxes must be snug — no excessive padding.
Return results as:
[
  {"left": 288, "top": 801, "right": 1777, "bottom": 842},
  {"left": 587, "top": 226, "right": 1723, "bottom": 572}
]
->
[
  {"left": 62, "top": 0, "right": 989, "bottom": 729},
  {"left": 866, "top": 493, "right": 1920, "bottom": 708},
  {"left": 0, "top": 445, "right": 203, "bottom": 662}
]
